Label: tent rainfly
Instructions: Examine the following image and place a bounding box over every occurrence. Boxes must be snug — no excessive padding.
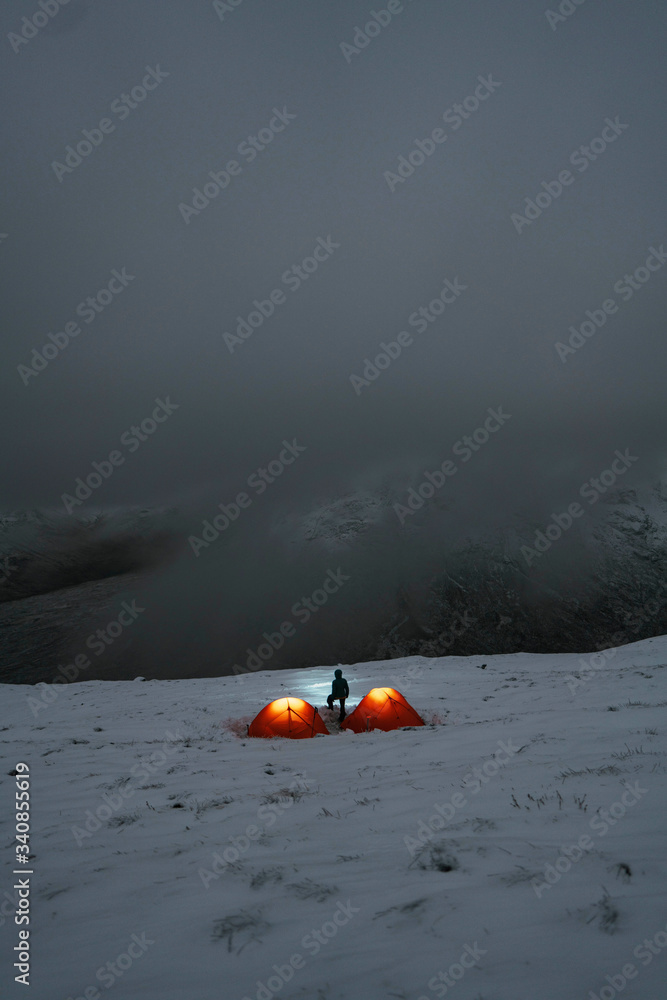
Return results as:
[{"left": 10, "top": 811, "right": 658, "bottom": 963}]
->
[
  {"left": 248, "top": 698, "right": 329, "bottom": 739},
  {"left": 341, "top": 687, "right": 424, "bottom": 733}
]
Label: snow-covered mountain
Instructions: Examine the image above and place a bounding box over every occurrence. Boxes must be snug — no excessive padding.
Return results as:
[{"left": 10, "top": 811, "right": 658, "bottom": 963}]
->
[
  {"left": 2, "top": 635, "right": 666, "bottom": 999},
  {"left": 1, "top": 477, "right": 666, "bottom": 682},
  {"left": 0, "top": 506, "right": 184, "bottom": 605},
  {"left": 270, "top": 475, "right": 667, "bottom": 662}
]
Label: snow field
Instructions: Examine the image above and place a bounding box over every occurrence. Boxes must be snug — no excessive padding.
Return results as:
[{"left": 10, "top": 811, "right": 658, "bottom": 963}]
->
[{"left": 1, "top": 638, "right": 667, "bottom": 999}]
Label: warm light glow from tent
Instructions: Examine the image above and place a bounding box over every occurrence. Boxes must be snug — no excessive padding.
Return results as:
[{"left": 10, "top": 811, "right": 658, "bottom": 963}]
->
[
  {"left": 366, "top": 687, "right": 406, "bottom": 704},
  {"left": 248, "top": 697, "right": 329, "bottom": 738},
  {"left": 266, "top": 697, "right": 308, "bottom": 716},
  {"left": 341, "top": 687, "right": 424, "bottom": 733}
]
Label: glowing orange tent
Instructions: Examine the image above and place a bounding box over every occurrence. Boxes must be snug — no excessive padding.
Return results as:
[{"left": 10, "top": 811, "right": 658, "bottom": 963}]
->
[
  {"left": 248, "top": 698, "right": 329, "bottom": 739},
  {"left": 341, "top": 687, "right": 424, "bottom": 733}
]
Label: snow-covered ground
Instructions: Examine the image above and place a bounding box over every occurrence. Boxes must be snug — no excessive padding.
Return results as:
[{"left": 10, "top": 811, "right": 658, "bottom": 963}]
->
[{"left": 2, "top": 637, "right": 667, "bottom": 1000}]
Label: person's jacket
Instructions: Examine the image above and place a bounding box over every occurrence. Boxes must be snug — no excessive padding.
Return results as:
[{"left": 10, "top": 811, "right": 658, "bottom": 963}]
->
[{"left": 332, "top": 676, "right": 349, "bottom": 698}]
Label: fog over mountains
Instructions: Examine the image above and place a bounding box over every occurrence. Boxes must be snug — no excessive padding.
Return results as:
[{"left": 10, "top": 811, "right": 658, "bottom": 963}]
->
[
  {"left": 3, "top": 8, "right": 667, "bottom": 1000},
  {"left": 1, "top": 1, "right": 666, "bottom": 680},
  {"left": 2, "top": 464, "right": 666, "bottom": 683}
]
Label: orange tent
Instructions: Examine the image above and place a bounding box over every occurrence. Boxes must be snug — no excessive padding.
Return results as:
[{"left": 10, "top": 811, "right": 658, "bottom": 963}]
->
[
  {"left": 248, "top": 698, "right": 329, "bottom": 739},
  {"left": 341, "top": 687, "right": 424, "bottom": 733}
]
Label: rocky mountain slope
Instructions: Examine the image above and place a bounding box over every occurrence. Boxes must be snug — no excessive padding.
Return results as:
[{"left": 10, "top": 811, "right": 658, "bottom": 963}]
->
[{"left": 1, "top": 477, "right": 666, "bottom": 682}]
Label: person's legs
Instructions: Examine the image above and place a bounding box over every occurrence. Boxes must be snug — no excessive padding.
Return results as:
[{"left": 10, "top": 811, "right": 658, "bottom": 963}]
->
[
  {"left": 339, "top": 698, "right": 346, "bottom": 721},
  {"left": 327, "top": 694, "right": 334, "bottom": 710}
]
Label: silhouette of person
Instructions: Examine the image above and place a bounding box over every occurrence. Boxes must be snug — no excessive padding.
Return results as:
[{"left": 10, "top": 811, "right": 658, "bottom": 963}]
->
[{"left": 326, "top": 668, "right": 349, "bottom": 721}]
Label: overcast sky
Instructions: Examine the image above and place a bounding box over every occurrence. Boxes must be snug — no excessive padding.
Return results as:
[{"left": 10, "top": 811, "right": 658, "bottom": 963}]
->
[{"left": 1, "top": 0, "right": 666, "bottom": 519}]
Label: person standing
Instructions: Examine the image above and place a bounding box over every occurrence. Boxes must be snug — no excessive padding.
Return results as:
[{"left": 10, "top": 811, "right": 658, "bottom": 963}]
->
[{"left": 326, "top": 668, "right": 349, "bottom": 721}]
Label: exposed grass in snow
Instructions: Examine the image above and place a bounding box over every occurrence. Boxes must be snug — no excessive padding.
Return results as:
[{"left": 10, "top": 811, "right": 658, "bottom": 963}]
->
[{"left": 1, "top": 636, "right": 667, "bottom": 998}]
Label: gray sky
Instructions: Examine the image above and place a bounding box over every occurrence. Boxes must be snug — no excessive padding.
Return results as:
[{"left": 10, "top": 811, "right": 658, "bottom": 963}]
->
[{"left": 1, "top": 0, "right": 666, "bottom": 518}]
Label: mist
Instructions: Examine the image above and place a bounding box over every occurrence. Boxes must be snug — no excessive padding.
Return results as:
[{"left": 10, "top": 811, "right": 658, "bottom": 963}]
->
[{"left": 1, "top": 0, "right": 666, "bottom": 678}]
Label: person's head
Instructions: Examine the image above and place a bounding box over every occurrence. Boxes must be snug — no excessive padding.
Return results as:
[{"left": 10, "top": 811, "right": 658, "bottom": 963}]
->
[{"left": 334, "top": 668, "right": 342, "bottom": 678}]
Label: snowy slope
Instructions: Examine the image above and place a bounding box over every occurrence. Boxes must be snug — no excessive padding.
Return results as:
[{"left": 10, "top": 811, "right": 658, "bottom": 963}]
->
[{"left": 2, "top": 638, "right": 667, "bottom": 1000}]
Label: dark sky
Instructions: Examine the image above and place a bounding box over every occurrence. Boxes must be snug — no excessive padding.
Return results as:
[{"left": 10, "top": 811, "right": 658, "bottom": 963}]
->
[{"left": 2, "top": 0, "right": 666, "bottom": 518}]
